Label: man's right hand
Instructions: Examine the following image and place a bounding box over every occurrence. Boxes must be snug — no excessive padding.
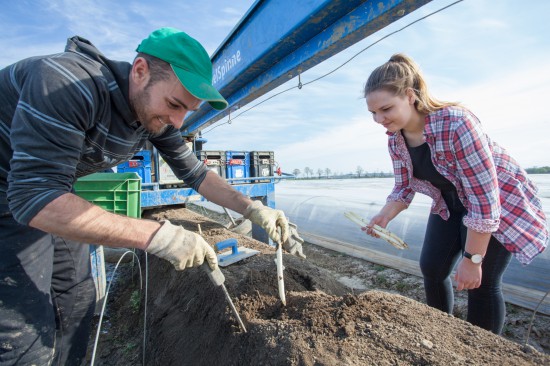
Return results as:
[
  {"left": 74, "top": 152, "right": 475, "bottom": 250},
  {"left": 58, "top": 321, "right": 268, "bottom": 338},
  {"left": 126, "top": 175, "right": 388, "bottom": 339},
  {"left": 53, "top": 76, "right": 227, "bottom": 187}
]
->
[
  {"left": 243, "top": 200, "right": 289, "bottom": 244},
  {"left": 283, "top": 222, "right": 306, "bottom": 258},
  {"left": 146, "top": 220, "right": 218, "bottom": 271}
]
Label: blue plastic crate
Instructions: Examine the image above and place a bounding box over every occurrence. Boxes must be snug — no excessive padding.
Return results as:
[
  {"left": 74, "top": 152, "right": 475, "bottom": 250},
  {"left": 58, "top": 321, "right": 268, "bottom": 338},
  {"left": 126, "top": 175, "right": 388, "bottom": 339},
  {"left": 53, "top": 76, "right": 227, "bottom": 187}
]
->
[
  {"left": 117, "top": 150, "right": 152, "bottom": 183},
  {"left": 225, "top": 151, "right": 250, "bottom": 179}
]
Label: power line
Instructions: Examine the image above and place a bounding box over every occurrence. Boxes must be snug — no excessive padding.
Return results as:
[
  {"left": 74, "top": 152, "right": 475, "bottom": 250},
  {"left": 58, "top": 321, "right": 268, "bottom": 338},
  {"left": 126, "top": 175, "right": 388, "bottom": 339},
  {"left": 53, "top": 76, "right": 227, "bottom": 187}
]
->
[{"left": 203, "top": 0, "right": 464, "bottom": 135}]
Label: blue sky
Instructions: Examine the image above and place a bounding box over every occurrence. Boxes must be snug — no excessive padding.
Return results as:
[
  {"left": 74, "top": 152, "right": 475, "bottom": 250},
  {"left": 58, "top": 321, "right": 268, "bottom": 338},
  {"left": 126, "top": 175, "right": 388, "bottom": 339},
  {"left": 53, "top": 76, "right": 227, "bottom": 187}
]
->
[{"left": 1, "top": 0, "right": 549, "bottom": 175}]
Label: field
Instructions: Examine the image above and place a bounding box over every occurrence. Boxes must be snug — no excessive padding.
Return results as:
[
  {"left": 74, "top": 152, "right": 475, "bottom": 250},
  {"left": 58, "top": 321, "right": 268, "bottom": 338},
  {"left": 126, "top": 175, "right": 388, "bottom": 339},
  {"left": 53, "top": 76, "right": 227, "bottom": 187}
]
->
[{"left": 87, "top": 205, "right": 549, "bottom": 365}]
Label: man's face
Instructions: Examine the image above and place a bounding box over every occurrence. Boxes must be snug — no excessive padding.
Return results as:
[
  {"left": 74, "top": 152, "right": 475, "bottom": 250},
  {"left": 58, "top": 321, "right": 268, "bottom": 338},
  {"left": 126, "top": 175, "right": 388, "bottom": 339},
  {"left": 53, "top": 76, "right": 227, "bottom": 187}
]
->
[{"left": 130, "top": 62, "right": 202, "bottom": 134}]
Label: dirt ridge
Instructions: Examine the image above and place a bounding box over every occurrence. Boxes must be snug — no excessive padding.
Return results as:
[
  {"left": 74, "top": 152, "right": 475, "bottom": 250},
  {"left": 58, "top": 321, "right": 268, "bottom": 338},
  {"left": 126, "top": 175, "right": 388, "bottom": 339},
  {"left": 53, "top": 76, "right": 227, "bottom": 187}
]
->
[{"left": 89, "top": 206, "right": 550, "bottom": 365}]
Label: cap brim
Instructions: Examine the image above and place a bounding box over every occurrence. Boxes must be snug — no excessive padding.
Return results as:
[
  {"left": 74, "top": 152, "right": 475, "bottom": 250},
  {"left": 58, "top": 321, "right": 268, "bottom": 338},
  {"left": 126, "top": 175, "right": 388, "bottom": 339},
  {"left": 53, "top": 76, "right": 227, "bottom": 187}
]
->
[{"left": 172, "top": 65, "right": 228, "bottom": 111}]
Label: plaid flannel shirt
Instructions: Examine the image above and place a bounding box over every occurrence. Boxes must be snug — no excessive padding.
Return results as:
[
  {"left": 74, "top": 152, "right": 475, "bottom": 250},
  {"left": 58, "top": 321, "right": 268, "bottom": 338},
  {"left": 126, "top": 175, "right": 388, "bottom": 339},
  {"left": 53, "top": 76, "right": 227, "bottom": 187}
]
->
[{"left": 386, "top": 106, "right": 548, "bottom": 265}]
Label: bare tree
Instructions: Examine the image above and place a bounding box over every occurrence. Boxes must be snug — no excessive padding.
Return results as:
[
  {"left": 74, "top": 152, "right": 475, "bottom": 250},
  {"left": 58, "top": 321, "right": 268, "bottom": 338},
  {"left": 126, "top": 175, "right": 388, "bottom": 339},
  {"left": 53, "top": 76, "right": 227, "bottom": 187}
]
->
[
  {"left": 292, "top": 168, "right": 301, "bottom": 177},
  {"left": 304, "top": 167, "right": 312, "bottom": 178},
  {"left": 356, "top": 165, "right": 364, "bottom": 178},
  {"left": 317, "top": 168, "right": 323, "bottom": 179},
  {"left": 325, "top": 168, "right": 331, "bottom": 178}
]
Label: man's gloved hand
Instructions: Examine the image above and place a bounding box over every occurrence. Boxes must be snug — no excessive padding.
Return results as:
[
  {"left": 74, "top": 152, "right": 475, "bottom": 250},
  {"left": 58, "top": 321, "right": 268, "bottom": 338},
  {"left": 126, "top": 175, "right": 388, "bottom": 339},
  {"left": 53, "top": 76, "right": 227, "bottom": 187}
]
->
[
  {"left": 283, "top": 222, "right": 306, "bottom": 259},
  {"left": 146, "top": 220, "right": 218, "bottom": 271},
  {"left": 243, "top": 200, "right": 289, "bottom": 244}
]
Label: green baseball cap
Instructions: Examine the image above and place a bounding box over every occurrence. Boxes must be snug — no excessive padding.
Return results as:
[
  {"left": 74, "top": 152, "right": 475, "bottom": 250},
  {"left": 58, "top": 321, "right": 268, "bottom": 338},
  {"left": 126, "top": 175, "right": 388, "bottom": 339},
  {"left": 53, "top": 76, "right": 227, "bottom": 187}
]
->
[{"left": 136, "top": 27, "right": 228, "bottom": 111}]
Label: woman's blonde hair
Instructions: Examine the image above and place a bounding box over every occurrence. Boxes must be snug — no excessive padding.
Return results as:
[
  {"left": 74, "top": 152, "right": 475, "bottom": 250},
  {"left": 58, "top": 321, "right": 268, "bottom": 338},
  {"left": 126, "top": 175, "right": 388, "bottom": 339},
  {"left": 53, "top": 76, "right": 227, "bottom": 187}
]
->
[{"left": 364, "top": 53, "right": 458, "bottom": 113}]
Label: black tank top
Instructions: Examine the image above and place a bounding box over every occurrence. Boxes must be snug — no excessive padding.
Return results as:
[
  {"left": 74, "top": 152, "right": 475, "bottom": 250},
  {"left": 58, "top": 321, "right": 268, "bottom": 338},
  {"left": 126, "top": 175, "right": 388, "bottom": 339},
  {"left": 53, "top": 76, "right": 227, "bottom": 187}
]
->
[{"left": 406, "top": 141, "right": 465, "bottom": 212}]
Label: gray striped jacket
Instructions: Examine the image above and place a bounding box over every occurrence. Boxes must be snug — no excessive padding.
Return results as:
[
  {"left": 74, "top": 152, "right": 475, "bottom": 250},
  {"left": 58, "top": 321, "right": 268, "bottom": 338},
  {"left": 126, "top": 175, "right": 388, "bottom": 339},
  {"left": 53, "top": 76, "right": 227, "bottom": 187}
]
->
[{"left": 0, "top": 36, "right": 208, "bottom": 224}]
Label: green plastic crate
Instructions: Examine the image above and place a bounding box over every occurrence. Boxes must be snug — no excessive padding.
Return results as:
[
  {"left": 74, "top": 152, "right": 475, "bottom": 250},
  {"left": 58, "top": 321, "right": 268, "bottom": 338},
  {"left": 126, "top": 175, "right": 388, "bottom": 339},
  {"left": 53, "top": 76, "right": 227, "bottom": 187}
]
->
[{"left": 74, "top": 172, "right": 141, "bottom": 218}]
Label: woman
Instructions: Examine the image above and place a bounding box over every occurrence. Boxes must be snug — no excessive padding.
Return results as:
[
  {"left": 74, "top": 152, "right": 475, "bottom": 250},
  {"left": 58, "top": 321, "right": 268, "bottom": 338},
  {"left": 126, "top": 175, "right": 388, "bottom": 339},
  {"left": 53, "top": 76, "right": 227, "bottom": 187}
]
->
[{"left": 363, "top": 53, "right": 548, "bottom": 334}]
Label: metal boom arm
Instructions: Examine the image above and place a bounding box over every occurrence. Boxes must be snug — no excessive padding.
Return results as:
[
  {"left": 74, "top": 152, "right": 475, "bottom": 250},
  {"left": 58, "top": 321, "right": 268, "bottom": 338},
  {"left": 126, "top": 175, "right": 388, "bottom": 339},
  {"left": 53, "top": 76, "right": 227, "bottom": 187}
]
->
[{"left": 181, "top": 0, "right": 431, "bottom": 136}]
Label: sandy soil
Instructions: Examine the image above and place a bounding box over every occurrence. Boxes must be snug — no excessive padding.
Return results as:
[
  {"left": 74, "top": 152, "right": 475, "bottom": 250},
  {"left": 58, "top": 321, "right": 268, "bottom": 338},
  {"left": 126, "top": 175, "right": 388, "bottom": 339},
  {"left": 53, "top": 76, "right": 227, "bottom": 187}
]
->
[{"left": 88, "top": 205, "right": 550, "bottom": 365}]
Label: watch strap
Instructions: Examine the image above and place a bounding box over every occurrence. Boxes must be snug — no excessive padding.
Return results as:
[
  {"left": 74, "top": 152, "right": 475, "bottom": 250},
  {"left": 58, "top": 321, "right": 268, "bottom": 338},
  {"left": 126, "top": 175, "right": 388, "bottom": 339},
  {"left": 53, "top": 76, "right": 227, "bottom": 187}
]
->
[{"left": 463, "top": 251, "right": 483, "bottom": 264}]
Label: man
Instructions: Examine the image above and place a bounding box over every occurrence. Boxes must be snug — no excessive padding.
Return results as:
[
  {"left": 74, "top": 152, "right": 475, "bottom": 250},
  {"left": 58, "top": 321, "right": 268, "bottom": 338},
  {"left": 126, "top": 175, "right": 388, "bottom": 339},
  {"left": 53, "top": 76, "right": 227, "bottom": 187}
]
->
[{"left": 0, "top": 27, "right": 303, "bottom": 365}]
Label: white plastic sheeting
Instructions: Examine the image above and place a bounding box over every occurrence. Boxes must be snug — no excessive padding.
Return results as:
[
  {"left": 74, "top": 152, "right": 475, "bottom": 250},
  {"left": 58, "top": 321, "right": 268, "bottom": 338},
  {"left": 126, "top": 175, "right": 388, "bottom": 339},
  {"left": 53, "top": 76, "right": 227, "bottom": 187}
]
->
[
  {"left": 194, "top": 176, "right": 549, "bottom": 313},
  {"left": 275, "top": 176, "right": 550, "bottom": 314}
]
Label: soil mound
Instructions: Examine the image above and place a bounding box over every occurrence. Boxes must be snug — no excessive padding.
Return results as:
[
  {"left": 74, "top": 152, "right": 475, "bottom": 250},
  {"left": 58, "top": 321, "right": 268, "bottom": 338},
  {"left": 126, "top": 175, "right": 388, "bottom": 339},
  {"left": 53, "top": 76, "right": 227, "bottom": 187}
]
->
[{"left": 90, "top": 207, "right": 549, "bottom": 365}]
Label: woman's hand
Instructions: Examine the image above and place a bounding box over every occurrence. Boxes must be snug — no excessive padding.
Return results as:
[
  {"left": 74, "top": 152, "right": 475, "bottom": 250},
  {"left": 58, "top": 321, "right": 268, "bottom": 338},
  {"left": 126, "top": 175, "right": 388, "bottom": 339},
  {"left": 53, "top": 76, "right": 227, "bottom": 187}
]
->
[
  {"left": 362, "top": 214, "right": 390, "bottom": 238},
  {"left": 361, "top": 201, "right": 407, "bottom": 238},
  {"left": 454, "top": 259, "right": 482, "bottom": 291}
]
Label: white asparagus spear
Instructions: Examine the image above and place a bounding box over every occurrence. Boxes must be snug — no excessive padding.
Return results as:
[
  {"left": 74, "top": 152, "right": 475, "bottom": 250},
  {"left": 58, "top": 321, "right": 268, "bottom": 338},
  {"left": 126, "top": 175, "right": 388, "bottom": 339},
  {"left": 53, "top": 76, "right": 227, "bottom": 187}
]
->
[
  {"left": 276, "top": 241, "right": 286, "bottom": 305},
  {"left": 372, "top": 224, "right": 408, "bottom": 250},
  {"left": 344, "top": 211, "right": 408, "bottom": 250},
  {"left": 273, "top": 227, "right": 286, "bottom": 305}
]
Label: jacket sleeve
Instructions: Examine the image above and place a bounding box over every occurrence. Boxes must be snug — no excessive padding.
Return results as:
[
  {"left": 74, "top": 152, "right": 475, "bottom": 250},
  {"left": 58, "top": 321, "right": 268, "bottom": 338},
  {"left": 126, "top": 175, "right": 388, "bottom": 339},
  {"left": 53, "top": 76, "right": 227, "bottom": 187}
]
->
[
  {"left": 450, "top": 110, "right": 500, "bottom": 233},
  {"left": 7, "top": 57, "right": 99, "bottom": 225},
  {"left": 148, "top": 127, "right": 209, "bottom": 191}
]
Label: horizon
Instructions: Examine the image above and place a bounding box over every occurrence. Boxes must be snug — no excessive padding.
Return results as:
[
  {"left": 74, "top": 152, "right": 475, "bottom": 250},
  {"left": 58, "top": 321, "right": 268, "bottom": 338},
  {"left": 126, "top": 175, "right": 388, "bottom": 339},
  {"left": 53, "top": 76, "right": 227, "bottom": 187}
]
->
[{"left": 289, "top": 166, "right": 550, "bottom": 179}]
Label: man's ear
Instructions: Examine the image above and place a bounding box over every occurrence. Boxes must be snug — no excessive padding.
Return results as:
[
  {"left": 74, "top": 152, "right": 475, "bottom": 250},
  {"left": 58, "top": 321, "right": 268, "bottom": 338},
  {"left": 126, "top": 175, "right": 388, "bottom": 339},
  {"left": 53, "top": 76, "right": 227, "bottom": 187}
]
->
[{"left": 131, "top": 57, "right": 150, "bottom": 86}]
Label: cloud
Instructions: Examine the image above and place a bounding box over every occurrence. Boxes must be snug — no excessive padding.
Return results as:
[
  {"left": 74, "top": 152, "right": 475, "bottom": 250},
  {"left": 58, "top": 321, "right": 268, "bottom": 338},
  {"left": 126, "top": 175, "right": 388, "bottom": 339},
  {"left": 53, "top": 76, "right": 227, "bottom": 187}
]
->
[
  {"left": 438, "top": 60, "right": 550, "bottom": 168},
  {"left": 275, "top": 115, "right": 391, "bottom": 174},
  {"left": 2, "top": 0, "right": 549, "bottom": 174},
  {"left": 202, "top": 2, "right": 550, "bottom": 174},
  {"left": 0, "top": 0, "right": 256, "bottom": 65}
]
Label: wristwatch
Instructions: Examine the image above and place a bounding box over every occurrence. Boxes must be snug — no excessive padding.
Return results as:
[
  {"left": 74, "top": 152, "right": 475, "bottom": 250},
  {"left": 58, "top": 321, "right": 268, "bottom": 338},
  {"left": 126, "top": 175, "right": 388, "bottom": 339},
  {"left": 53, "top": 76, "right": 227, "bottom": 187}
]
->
[{"left": 463, "top": 251, "right": 484, "bottom": 264}]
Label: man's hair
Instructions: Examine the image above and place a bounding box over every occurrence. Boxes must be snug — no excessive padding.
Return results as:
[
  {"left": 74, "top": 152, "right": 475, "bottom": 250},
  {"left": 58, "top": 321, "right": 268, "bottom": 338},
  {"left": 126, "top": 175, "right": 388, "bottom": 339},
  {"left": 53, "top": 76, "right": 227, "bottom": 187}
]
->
[{"left": 135, "top": 52, "right": 173, "bottom": 85}]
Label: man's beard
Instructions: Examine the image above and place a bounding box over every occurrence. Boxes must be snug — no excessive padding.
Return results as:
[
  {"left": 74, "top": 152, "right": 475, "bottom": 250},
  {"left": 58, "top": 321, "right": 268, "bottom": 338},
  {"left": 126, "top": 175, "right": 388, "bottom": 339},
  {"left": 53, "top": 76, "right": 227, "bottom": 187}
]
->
[{"left": 130, "top": 84, "right": 168, "bottom": 135}]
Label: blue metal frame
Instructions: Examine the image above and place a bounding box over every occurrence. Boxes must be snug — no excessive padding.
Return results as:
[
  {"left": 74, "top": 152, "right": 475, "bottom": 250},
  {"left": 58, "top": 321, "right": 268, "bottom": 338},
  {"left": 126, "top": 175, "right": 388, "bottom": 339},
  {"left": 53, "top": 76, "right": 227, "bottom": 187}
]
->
[
  {"left": 141, "top": 182, "right": 275, "bottom": 208},
  {"left": 182, "top": 0, "right": 431, "bottom": 135},
  {"left": 141, "top": 182, "right": 276, "bottom": 244}
]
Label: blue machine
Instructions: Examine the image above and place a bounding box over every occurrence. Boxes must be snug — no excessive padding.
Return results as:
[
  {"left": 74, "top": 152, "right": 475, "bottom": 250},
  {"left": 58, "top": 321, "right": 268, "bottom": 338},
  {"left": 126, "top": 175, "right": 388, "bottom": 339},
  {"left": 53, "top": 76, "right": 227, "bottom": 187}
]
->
[
  {"left": 138, "top": 0, "right": 432, "bottom": 244},
  {"left": 182, "top": 0, "right": 431, "bottom": 135}
]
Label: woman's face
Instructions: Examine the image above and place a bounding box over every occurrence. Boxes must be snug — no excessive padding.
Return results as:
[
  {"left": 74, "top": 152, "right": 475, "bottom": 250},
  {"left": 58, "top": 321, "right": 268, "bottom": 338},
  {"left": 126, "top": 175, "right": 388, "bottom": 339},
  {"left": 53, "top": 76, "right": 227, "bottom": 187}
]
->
[{"left": 366, "top": 89, "right": 416, "bottom": 133}]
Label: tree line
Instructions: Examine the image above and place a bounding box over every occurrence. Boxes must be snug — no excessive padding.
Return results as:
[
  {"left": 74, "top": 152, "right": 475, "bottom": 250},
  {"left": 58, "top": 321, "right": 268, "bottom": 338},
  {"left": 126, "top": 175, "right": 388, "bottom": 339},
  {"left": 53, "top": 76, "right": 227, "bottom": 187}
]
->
[
  {"left": 291, "top": 166, "right": 393, "bottom": 179},
  {"left": 525, "top": 166, "right": 550, "bottom": 174},
  {"left": 290, "top": 166, "right": 550, "bottom": 179}
]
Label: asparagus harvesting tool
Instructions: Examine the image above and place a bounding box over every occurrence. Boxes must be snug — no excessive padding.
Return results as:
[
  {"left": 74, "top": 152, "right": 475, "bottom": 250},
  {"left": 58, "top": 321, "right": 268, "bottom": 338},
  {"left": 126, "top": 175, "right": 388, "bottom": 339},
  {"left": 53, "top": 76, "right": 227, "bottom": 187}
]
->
[{"left": 201, "top": 263, "right": 247, "bottom": 333}]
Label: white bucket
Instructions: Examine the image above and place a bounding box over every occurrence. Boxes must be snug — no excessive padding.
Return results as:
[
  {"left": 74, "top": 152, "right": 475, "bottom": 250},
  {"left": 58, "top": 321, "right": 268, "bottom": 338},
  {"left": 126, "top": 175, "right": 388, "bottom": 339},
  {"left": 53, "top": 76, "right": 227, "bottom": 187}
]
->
[{"left": 90, "top": 245, "right": 107, "bottom": 313}]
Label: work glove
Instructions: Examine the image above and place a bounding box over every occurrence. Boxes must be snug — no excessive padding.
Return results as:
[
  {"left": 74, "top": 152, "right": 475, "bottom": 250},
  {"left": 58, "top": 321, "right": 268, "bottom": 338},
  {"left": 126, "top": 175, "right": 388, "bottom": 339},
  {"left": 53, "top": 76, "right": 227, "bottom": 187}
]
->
[
  {"left": 283, "top": 222, "right": 306, "bottom": 259},
  {"left": 243, "top": 200, "right": 289, "bottom": 244},
  {"left": 146, "top": 220, "right": 218, "bottom": 271}
]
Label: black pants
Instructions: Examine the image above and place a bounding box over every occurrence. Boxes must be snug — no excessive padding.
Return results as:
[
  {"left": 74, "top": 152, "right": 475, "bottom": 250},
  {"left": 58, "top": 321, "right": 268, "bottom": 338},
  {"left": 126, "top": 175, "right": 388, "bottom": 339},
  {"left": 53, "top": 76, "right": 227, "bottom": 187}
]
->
[
  {"left": 0, "top": 210, "right": 96, "bottom": 365},
  {"left": 419, "top": 206, "right": 512, "bottom": 334}
]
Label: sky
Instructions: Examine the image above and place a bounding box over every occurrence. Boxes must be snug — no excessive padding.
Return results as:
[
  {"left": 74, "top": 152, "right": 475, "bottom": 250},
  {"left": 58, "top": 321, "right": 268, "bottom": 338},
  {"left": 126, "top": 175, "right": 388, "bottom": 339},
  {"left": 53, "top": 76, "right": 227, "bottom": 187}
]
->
[{"left": 1, "top": 0, "right": 549, "bottom": 176}]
